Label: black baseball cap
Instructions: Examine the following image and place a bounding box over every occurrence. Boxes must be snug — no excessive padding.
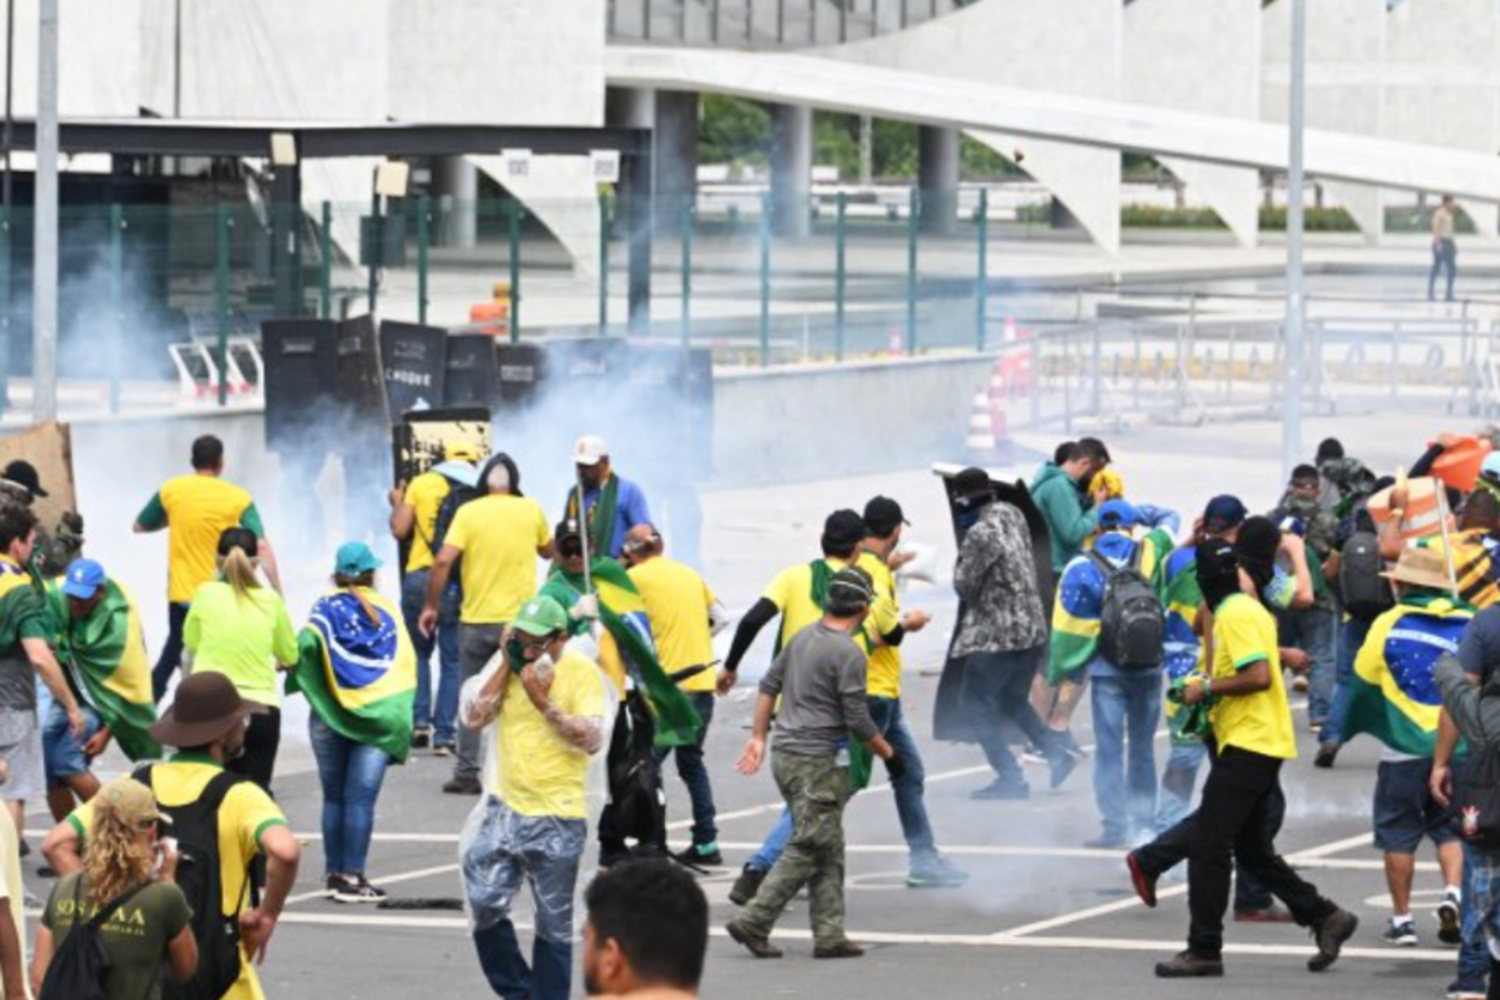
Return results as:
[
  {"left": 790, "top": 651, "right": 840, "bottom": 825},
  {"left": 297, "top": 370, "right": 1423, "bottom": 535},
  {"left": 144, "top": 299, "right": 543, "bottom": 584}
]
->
[
  {"left": 822, "top": 509, "right": 867, "bottom": 551},
  {"left": 2, "top": 461, "right": 46, "bottom": 499},
  {"left": 863, "top": 496, "right": 909, "bottom": 536}
]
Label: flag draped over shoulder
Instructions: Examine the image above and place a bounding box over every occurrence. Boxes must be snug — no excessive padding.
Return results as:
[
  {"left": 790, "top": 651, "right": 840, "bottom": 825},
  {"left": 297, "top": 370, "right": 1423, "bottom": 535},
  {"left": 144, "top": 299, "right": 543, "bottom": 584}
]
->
[
  {"left": 287, "top": 589, "right": 416, "bottom": 763},
  {"left": 550, "top": 560, "right": 702, "bottom": 747},
  {"left": 1341, "top": 597, "right": 1473, "bottom": 757},
  {"left": 48, "top": 580, "right": 160, "bottom": 761}
]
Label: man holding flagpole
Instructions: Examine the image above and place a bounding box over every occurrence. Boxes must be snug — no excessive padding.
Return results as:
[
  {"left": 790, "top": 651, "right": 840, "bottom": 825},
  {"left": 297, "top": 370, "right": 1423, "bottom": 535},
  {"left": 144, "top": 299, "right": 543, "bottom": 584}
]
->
[{"left": 563, "top": 436, "right": 652, "bottom": 562}]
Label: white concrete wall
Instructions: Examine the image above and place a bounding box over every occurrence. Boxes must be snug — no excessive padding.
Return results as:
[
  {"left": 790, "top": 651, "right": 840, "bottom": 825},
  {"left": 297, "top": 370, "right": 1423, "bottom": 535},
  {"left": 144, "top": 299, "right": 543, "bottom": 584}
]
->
[
  {"left": 1262, "top": 0, "right": 1387, "bottom": 242},
  {"left": 816, "top": 0, "right": 1124, "bottom": 255},
  {"left": 1125, "top": 0, "right": 1263, "bottom": 248},
  {"left": 387, "top": 0, "right": 604, "bottom": 126},
  {"left": 7, "top": 0, "right": 141, "bottom": 116}
]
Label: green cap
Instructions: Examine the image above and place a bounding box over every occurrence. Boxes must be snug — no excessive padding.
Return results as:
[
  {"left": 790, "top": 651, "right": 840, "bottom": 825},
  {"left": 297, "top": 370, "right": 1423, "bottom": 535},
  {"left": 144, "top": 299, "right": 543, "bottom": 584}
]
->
[{"left": 513, "top": 594, "right": 569, "bottom": 638}]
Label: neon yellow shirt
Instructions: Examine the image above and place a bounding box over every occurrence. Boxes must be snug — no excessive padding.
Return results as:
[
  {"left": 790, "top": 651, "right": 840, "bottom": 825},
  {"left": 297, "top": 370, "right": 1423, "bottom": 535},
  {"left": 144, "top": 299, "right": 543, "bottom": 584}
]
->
[
  {"left": 628, "top": 557, "right": 717, "bottom": 693},
  {"left": 137, "top": 474, "right": 262, "bottom": 604},
  {"left": 494, "top": 650, "right": 608, "bottom": 818},
  {"left": 444, "top": 495, "right": 552, "bottom": 624},
  {"left": 68, "top": 752, "right": 288, "bottom": 1000},
  {"left": 402, "top": 470, "right": 452, "bottom": 573},
  {"left": 1207, "top": 594, "right": 1297, "bottom": 760},
  {"left": 183, "top": 581, "right": 298, "bottom": 707}
]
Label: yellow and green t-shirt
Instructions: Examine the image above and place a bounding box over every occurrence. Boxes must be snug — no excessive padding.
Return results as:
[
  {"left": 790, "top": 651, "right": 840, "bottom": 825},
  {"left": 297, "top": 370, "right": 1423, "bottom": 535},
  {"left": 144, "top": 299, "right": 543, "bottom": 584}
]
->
[
  {"left": 68, "top": 753, "right": 288, "bottom": 1000},
  {"left": 628, "top": 557, "right": 717, "bottom": 694},
  {"left": 402, "top": 470, "right": 453, "bottom": 573},
  {"left": 494, "top": 650, "right": 608, "bottom": 818},
  {"left": 762, "top": 558, "right": 852, "bottom": 649},
  {"left": 183, "top": 581, "right": 298, "bottom": 708},
  {"left": 858, "top": 551, "right": 904, "bottom": 699},
  {"left": 136, "top": 475, "right": 262, "bottom": 604},
  {"left": 444, "top": 495, "right": 552, "bottom": 624},
  {"left": 1207, "top": 593, "right": 1297, "bottom": 760}
]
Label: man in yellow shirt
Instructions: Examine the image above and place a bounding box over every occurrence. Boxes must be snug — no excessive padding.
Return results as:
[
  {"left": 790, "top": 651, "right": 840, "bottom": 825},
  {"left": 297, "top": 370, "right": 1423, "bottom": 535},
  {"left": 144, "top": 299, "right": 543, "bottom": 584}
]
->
[
  {"left": 1154, "top": 540, "right": 1357, "bottom": 979},
  {"left": 623, "top": 524, "right": 729, "bottom": 867},
  {"left": 135, "top": 435, "right": 279, "bottom": 702},
  {"left": 857, "top": 496, "right": 967, "bottom": 889},
  {"left": 459, "top": 595, "right": 609, "bottom": 1000},
  {"left": 422, "top": 454, "right": 554, "bottom": 795},
  {"left": 389, "top": 441, "right": 482, "bottom": 753},
  {"left": 41, "top": 672, "right": 301, "bottom": 1000}
]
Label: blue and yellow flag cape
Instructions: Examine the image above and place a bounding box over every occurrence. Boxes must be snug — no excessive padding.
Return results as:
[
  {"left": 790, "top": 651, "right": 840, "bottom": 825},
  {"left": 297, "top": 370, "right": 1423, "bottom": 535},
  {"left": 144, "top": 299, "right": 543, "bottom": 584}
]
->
[
  {"left": 47, "top": 579, "right": 160, "bottom": 762},
  {"left": 544, "top": 559, "right": 703, "bottom": 747},
  {"left": 1341, "top": 595, "right": 1473, "bottom": 756},
  {"left": 287, "top": 588, "right": 416, "bottom": 763},
  {"left": 1049, "top": 528, "right": 1172, "bottom": 684}
]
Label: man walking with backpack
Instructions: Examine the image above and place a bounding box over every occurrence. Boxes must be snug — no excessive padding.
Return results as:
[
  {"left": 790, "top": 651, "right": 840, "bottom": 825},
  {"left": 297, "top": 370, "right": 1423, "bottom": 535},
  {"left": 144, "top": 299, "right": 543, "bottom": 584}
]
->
[
  {"left": 389, "top": 440, "right": 482, "bottom": 755},
  {"left": 1050, "top": 499, "right": 1171, "bottom": 848},
  {"left": 421, "top": 455, "right": 553, "bottom": 796},
  {"left": 42, "top": 671, "right": 302, "bottom": 1000}
]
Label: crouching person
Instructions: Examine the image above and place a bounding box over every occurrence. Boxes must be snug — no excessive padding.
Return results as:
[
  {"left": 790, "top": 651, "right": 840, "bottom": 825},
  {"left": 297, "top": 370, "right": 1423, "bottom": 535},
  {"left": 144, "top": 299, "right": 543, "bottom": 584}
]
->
[{"left": 459, "top": 595, "right": 614, "bottom": 1000}]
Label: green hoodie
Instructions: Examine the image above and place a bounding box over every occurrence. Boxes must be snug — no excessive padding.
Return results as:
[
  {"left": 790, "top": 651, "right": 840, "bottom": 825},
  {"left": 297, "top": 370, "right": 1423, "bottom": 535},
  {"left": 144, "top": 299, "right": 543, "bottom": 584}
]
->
[{"left": 1030, "top": 463, "right": 1097, "bottom": 573}]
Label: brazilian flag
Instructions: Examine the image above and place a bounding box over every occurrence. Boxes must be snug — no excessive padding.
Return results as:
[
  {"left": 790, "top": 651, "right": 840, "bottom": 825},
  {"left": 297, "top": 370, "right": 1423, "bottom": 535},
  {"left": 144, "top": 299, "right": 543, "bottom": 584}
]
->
[
  {"left": 47, "top": 580, "right": 160, "bottom": 762},
  {"left": 544, "top": 560, "right": 702, "bottom": 747},
  {"left": 1341, "top": 596, "right": 1473, "bottom": 756},
  {"left": 287, "top": 590, "right": 416, "bottom": 763}
]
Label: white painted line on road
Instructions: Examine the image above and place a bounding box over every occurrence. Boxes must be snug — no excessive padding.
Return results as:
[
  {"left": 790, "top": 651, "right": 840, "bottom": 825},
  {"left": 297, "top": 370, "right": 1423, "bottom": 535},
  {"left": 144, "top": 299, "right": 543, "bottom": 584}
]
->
[
  {"left": 685, "top": 841, "right": 1130, "bottom": 860},
  {"left": 280, "top": 911, "right": 473, "bottom": 930},
  {"left": 284, "top": 862, "right": 462, "bottom": 905},
  {"left": 1286, "top": 832, "right": 1374, "bottom": 859},
  {"left": 990, "top": 933, "right": 1457, "bottom": 964}
]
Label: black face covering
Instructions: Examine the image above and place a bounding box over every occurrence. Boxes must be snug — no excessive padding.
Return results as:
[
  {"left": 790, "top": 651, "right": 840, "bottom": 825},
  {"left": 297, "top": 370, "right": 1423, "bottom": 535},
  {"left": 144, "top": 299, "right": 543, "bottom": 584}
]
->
[
  {"left": 1235, "top": 516, "right": 1281, "bottom": 598},
  {"left": 1197, "top": 539, "right": 1241, "bottom": 611}
]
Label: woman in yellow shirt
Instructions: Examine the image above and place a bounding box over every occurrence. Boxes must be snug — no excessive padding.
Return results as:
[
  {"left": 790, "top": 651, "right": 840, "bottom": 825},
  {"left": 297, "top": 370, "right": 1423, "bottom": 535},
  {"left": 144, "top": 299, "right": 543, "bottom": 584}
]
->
[{"left": 183, "top": 528, "right": 297, "bottom": 793}]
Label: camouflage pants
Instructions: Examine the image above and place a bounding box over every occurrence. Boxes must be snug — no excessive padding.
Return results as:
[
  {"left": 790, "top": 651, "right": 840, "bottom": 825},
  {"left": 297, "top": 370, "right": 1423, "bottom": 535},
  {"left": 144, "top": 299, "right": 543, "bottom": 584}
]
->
[{"left": 738, "top": 750, "right": 854, "bottom": 946}]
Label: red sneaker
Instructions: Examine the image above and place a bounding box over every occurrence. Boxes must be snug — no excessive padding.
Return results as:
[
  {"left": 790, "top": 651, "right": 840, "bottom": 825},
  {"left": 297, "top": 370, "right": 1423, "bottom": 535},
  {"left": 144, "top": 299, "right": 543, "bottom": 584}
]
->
[{"left": 1126, "top": 852, "right": 1158, "bottom": 908}]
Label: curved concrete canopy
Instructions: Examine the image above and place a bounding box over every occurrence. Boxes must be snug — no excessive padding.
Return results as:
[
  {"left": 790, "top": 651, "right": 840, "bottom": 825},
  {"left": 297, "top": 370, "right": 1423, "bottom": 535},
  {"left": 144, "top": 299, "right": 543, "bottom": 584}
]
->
[{"left": 606, "top": 45, "right": 1500, "bottom": 204}]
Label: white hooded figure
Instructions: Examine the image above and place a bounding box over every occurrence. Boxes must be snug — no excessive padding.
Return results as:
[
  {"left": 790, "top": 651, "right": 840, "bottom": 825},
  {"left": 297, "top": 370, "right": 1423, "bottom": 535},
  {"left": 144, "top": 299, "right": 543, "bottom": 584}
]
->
[{"left": 457, "top": 594, "right": 616, "bottom": 1000}]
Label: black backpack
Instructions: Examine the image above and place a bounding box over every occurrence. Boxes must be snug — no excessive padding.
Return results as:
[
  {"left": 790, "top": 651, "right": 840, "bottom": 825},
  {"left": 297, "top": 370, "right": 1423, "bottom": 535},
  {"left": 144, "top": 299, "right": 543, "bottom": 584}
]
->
[
  {"left": 38, "top": 880, "right": 149, "bottom": 1000},
  {"left": 134, "top": 766, "right": 249, "bottom": 1000},
  {"left": 1339, "top": 531, "right": 1395, "bottom": 621},
  {"left": 1087, "top": 546, "right": 1165, "bottom": 671},
  {"left": 1456, "top": 718, "right": 1500, "bottom": 852},
  {"left": 431, "top": 475, "right": 481, "bottom": 554}
]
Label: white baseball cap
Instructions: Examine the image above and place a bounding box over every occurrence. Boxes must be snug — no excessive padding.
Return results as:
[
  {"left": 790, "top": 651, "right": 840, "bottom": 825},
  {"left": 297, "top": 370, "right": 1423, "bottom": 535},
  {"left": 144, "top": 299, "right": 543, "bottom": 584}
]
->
[{"left": 573, "top": 435, "right": 608, "bottom": 466}]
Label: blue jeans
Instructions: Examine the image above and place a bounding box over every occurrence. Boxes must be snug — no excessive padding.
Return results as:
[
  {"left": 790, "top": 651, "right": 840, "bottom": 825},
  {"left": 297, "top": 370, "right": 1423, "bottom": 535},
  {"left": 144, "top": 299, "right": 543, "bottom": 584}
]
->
[
  {"left": 462, "top": 797, "right": 584, "bottom": 1000},
  {"left": 309, "top": 714, "right": 392, "bottom": 875},
  {"left": 42, "top": 703, "right": 102, "bottom": 783},
  {"left": 1319, "top": 616, "right": 1370, "bottom": 745},
  {"left": 1279, "top": 605, "right": 1337, "bottom": 723},
  {"left": 1459, "top": 841, "right": 1494, "bottom": 984},
  {"left": 401, "top": 569, "right": 461, "bottom": 746},
  {"left": 750, "top": 810, "right": 793, "bottom": 872},
  {"left": 1157, "top": 740, "right": 1207, "bottom": 831},
  {"left": 867, "top": 695, "right": 938, "bottom": 862},
  {"left": 150, "top": 602, "right": 190, "bottom": 703},
  {"left": 1090, "top": 670, "right": 1161, "bottom": 841},
  {"left": 653, "top": 691, "right": 718, "bottom": 846}
]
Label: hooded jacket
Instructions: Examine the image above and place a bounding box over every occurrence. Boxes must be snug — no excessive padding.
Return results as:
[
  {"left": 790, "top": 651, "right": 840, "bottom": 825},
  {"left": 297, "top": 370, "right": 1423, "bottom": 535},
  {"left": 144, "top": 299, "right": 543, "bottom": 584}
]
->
[{"left": 1030, "top": 463, "right": 1097, "bottom": 573}]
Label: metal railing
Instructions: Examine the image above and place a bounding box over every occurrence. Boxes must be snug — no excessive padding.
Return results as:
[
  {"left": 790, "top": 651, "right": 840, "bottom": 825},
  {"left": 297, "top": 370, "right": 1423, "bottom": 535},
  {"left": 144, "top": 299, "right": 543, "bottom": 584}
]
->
[{"left": 606, "top": 0, "right": 970, "bottom": 48}]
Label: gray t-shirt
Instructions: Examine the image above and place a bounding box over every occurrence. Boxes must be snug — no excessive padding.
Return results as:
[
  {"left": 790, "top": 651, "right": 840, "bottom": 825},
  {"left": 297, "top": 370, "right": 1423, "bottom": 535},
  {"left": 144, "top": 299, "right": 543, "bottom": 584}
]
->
[{"left": 759, "top": 621, "right": 879, "bottom": 758}]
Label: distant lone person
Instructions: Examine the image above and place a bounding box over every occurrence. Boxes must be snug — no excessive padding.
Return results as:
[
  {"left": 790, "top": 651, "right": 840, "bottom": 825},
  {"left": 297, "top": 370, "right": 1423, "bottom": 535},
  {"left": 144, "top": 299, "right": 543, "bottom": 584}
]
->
[{"left": 1429, "top": 194, "right": 1457, "bottom": 303}]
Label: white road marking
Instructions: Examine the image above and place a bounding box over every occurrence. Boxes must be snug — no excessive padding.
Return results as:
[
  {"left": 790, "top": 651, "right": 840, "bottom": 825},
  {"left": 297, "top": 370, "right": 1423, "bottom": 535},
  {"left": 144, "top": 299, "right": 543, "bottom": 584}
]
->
[{"left": 284, "top": 863, "right": 463, "bottom": 905}]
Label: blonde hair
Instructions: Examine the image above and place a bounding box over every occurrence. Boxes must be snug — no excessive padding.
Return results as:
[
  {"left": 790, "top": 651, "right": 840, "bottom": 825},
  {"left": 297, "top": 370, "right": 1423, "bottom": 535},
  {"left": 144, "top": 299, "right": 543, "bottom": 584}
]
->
[
  {"left": 219, "top": 546, "right": 261, "bottom": 600},
  {"left": 85, "top": 806, "right": 154, "bottom": 905},
  {"left": 333, "top": 572, "right": 381, "bottom": 626}
]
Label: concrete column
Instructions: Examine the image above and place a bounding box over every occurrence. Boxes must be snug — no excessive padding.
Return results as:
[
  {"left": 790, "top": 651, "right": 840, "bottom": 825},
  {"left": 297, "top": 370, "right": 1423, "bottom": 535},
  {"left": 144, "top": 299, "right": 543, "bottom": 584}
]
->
[
  {"left": 919, "top": 126, "right": 960, "bottom": 237},
  {"left": 606, "top": 88, "right": 655, "bottom": 335},
  {"left": 653, "top": 90, "right": 699, "bottom": 236},
  {"left": 770, "top": 104, "right": 812, "bottom": 238},
  {"left": 434, "top": 156, "right": 479, "bottom": 250}
]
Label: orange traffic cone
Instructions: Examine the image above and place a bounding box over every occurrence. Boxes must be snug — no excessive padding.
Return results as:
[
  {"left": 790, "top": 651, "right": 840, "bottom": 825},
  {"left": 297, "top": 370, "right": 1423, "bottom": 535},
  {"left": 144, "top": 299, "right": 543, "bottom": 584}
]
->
[{"left": 966, "top": 386, "right": 1012, "bottom": 463}]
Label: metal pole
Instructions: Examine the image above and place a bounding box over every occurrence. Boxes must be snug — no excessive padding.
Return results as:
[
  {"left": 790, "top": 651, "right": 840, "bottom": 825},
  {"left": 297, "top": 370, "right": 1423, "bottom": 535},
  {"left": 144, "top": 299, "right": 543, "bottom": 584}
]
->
[
  {"left": 367, "top": 179, "right": 379, "bottom": 313},
  {"left": 0, "top": 208, "right": 8, "bottom": 411},
  {"left": 2, "top": 0, "right": 14, "bottom": 211},
  {"left": 1281, "top": 0, "right": 1307, "bottom": 479},
  {"left": 318, "top": 201, "right": 332, "bottom": 320},
  {"left": 108, "top": 203, "right": 123, "bottom": 414},
  {"left": 759, "top": 191, "right": 771, "bottom": 366},
  {"left": 32, "top": 0, "right": 59, "bottom": 424},
  {"left": 680, "top": 193, "right": 692, "bottom": 347},
  {"left": 416, "top": 193, "right": 430, "bottom": 325},
  {"left": 976, "top": 187, "right": 989, "bottom": 352},
  {"left": 215, "top": 204, "right": 231, "bottom": 406},
  {"left": 507, "top": 199, "right": 522, "bottom": 342},
  {"left": 598, "top": 192, "right": 609, "bottom": 334},
  {"left": 834, "top": 191, "right": 847, "bottom": 361},
  {"left": 906, "top": 186, "right": 919, "bottom": 355}
]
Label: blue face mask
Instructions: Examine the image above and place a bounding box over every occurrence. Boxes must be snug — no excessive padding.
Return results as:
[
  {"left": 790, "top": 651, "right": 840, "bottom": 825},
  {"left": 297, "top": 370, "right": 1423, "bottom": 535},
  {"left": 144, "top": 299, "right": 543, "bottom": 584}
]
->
[{"left": 956, "top": 509, "right": 981, "bottom": 530}]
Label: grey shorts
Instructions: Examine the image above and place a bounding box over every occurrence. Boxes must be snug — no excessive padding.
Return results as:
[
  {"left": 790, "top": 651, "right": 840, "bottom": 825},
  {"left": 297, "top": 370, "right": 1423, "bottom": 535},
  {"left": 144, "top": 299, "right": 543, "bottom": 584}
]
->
[{"left": 0, "top": 707, "right": 45, "bottom": 803}]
